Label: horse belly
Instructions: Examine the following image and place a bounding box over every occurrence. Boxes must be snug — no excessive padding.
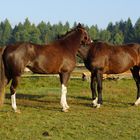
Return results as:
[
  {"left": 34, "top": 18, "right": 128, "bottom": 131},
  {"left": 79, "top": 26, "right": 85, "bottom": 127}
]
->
[
  {"left": 27, "top": 59, "right": 61, "bottom": 74},
  {"left": 108, "top": 58, "right": 134, "bottom": 74}
]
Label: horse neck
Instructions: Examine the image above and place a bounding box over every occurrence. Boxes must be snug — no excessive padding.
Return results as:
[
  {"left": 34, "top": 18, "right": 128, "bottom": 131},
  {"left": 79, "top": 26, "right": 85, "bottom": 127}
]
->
[
  {"left": 78, "top": 46, "right": 90, "bottom": 60},
  {"left": 62, "top": 31, "right": 82, "bottom": 54}
]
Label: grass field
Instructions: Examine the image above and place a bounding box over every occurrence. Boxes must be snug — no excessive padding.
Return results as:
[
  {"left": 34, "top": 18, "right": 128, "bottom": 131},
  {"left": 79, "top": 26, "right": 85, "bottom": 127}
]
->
[{"left": 0, "top": 76, "right": 140, "bottom": 140}]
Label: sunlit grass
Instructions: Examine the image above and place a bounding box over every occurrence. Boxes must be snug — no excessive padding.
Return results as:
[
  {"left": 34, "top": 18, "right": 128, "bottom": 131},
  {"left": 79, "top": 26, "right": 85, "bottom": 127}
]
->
[{"left": 0, "top": 77, "right": 140, "bottom": 140}]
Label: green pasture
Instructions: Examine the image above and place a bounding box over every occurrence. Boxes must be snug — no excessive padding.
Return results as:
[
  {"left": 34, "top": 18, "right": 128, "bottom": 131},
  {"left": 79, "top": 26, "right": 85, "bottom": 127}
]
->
[{"left": 0, "top": 76, "right": 140, "bottom": 140}]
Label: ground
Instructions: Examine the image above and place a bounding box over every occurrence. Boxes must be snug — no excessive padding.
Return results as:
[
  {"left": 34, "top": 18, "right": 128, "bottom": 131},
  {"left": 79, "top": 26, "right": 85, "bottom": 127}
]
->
[{"left": 0, "top": 76, "right": 140, "bottom": 140}]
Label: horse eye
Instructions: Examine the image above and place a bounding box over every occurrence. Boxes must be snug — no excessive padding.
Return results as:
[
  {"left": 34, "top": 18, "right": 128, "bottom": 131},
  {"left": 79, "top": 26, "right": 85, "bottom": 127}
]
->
[{"left": 84, "top": 36, "right": 87, "bottom": 40}]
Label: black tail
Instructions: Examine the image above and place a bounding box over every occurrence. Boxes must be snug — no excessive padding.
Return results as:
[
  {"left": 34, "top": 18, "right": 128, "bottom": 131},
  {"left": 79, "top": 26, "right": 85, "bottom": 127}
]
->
[{"left": 0, "top": 47, "right": 6, "bottom": 107}]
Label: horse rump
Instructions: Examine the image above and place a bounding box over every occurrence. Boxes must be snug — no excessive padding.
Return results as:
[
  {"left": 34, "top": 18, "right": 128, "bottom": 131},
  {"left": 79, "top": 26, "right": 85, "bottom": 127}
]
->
[{"left": 0, "top": 47, "right": 6, "bottom": 107}]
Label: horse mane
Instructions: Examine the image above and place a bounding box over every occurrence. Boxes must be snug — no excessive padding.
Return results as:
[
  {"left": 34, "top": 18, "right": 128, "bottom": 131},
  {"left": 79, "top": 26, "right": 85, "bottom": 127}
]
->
[
  {"left": 57, "top": 29, "right": 75, "bottom": 40},
  {"left": 92, "top": 40, "right": 119, "bottom": 49},
  {"left": 92, "top": 40, "right": 137, "bottom": 48},
  {"left": 57, "top": 23, "right": 85, "bottom": 40},
  {"left": 91, "top": 40, "right": 136, "bottom": 53},
  {"left": 93, "top": 40, "right": 110, "bottom": 45}
]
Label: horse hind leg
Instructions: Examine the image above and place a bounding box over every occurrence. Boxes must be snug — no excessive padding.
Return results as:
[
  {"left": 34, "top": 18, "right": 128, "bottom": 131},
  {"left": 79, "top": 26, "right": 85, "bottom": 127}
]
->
[
  {"left": 91, "top": 70, "right": 103, "bottom": 109},
  {"left": 91, "top": 72, "right": 98, "bottom": 107},
  {"left": 10, "top": 77, "right": 21, "bottom": 113},
  {"left": 96, "top": 70, "right": 103, "bottom": 108},
  {"left": 130, "top": 66, "right": 140, "bottom": 106}
]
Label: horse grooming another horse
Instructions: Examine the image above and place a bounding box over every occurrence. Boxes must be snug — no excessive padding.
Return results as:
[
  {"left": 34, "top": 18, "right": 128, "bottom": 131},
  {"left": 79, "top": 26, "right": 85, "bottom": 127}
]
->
[
  {"left": 0, "top": 24, "right": 91, "bottom": 112},
  {"left": 78, "top": 41, "right": 140, "bottom": 108}
]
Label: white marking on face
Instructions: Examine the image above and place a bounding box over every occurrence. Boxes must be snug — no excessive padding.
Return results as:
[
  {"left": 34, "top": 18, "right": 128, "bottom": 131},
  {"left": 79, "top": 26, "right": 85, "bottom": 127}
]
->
[
  {"left": 11, "top": 93, "right": 17, "bottom": 111},
  {"left": 135, "top": 97, "right": 140, "bottom": 106},
  {"left": 61, "top": 84, "right": 69, "bottom": 111}
]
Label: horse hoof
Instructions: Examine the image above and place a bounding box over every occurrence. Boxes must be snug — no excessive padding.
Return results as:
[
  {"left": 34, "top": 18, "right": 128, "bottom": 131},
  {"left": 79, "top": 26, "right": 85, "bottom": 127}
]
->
[
  {"left": 95, "top": 104, "right": 101, "bottom": 109},
  {"left": 92, "top": 98, "right": 98, "bottom": 107},
  {"left": 66, "top": 106, "right": 70, "bottom": 110},
  {"left": 15, "top": 109, "right": 21, "bottom": 114},
  {"left": 134, "top": 103, "right": 139, "bottom": 106},
  {"left": 134, "top": 98, "right": 140, "bottom": 106},
  {"left": 62, "top": 108, "right": 69, "bottom": 112},
  {"left": 92, "top": 104, "right": 97, "bottom": 107}
]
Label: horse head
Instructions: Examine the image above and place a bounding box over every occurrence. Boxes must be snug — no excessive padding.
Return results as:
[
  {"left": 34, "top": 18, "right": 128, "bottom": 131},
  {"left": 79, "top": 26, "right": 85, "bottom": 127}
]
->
[{"left": 76, "top": 23, "right": 91, "bottom": 45}]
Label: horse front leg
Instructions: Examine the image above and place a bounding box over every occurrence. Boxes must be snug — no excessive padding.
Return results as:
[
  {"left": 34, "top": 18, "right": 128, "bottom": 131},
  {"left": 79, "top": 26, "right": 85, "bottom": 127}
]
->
[
  {"left": 10, "top": 77, "right": 21, "bottom": 113},
  {"left": 59, "top": 72, "right": 70, "bottom": 112}
]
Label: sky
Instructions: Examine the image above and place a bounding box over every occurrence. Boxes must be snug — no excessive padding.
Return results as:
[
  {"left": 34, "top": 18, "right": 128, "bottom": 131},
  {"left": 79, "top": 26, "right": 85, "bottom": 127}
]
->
[{"left": 0, "top": 0, "right": 140, "bottom": 29}]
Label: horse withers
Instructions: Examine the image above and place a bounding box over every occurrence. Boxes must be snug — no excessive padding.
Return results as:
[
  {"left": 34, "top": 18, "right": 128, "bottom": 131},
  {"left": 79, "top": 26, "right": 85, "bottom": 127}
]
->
[
  {"left": 78, "top": 41, "right": 140, "bottom": 108},
  {"left": 0, "top": 23, "right": 91, "bottom": 112}
]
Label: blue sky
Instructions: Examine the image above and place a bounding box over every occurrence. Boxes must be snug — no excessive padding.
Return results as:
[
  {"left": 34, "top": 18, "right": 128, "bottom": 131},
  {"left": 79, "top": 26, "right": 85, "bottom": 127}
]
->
[{"left": 0, "top": 0, "right": 140, "bottom": 29}]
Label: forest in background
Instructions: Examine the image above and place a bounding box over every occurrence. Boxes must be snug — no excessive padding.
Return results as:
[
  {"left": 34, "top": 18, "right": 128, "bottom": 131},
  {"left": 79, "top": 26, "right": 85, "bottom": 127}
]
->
[{"left": 0, "top": 17, "right": 140, "bottom": 47}]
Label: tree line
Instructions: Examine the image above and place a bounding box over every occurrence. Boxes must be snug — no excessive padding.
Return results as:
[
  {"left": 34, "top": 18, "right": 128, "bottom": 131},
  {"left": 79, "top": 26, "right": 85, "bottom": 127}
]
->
[{"left": 0, "top": 17, "right": 140, "bottom": 47}]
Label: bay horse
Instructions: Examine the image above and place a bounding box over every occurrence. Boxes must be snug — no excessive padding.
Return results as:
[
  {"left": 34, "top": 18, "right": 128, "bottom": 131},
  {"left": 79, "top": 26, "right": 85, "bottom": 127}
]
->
[
  {"left": 78, "top": 41, "right": 140, "bottom": 108},
  {"left": 0, "top": 23, "right": 91, "bottom": 112}
]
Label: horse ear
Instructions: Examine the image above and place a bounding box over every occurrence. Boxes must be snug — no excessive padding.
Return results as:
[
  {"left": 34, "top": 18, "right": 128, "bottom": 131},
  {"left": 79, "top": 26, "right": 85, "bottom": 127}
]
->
[{"left": 77, "top": 23, "right": 82, "bottom": 28}]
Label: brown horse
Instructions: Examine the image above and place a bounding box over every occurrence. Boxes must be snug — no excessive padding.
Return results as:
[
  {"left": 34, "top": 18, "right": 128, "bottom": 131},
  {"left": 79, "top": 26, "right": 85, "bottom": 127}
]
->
[
  {"left": 0, "top": 24, "right": 91, "bottom": 112},
  {"left": 78, "top": 41, "right": 140, "bottom": 108}
]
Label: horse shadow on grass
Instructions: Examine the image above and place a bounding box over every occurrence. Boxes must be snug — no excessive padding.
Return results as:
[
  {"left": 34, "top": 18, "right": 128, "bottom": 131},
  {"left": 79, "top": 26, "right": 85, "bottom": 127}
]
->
[
  {"left": 5, "top": 93, "right": 134, "bottom": 110},
  {"left": 103, "top": 99, "right": 134, "bottom": 108},
  {"left": 5, "top": 92, "right": 61, "bottom": 111},
  {"left": 68, "top": 95, "right": 135, "bottom": 108},
  {"left": 5, "top": 92, "right": 93, "bottom": 109},
  {"left": 6, "top": 93, "right": 44, "bottom": 100}
]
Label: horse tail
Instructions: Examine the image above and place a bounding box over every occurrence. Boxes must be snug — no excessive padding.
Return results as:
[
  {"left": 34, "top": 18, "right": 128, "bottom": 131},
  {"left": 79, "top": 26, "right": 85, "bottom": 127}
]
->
[{"left": 0, "top": 47, "right": 6, "bottom": 107}]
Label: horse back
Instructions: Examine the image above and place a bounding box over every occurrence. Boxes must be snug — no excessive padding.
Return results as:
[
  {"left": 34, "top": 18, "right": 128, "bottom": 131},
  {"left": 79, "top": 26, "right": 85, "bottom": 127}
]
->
[
  {"left": 86, "top": 42, "right": 140, "bottom": 74},
  {"left": 39, "top": 42, "right": 76, "bottom": 73}
]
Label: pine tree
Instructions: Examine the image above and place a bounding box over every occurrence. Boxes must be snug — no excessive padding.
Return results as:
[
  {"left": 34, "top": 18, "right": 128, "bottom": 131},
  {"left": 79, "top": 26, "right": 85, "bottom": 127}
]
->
[
  {"left": 11, "top": 22, "right": 24, "bottom": 43},
  {"left": 134, "top": 18, "right": 140, "bottom": 43},
  {"left": 99, "top": 30, "right": 111, "bottom": 42},
  {"left": 88, "top": 25, "right": 99, "bottom": 40},
  {"left": 124, "top": 18, "right": 134, "bottom": 43},
  {"left": 30, "top": 24, "right": 41, "bottom": 44},
  {"left": 113, "top": 32, "right": 124, "bottom": 45},
  {"left": 37, "top": 21, "right": 48, "bottom": 44},
  {"left": 0, "top": 19, "right": 12, "bottom": 46}
]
